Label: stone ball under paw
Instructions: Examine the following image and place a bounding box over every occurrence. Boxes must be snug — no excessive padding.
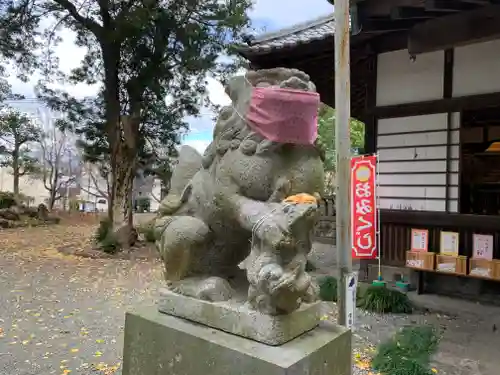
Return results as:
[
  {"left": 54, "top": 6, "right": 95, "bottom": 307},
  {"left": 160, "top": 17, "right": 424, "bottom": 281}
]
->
[{"left": 195, "top": 276, "right": 234, "bottom": 302}]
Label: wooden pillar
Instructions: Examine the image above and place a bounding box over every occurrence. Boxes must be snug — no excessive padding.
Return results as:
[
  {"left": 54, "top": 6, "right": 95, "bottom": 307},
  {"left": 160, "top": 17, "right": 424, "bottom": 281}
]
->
[
  {"left": 363, "top": 55, "right": 378, "bottom": 155},
  {"left": 444, "top": 49, "right": 454, "bottom": 213}
]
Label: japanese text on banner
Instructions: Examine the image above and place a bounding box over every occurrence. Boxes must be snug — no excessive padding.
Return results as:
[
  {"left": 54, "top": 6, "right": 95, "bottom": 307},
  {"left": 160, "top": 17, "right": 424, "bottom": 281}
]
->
[{"left": 350, "top": 155, "right": 377, "bottom": 259}]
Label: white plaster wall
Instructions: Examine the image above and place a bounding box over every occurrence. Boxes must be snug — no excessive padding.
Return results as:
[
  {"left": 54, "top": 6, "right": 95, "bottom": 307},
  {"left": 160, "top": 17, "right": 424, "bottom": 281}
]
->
[
  {"left": 0, "top": 167, "right": 50, "bottom": 205},
  {"left": 453, "top": 39, "right": 500, "bottom": 97},
  {"left": 376, "top": 49, "right": 444, "bottom": 106},
  {"left": 377, "top": 113, "right": 460, "bottom": 212},
  {"left": 150, "top": 178, "right": 162, "bottom": 212}
]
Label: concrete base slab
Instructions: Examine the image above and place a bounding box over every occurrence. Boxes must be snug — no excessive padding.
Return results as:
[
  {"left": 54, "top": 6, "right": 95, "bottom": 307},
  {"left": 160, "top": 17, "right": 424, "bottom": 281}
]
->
[
  {"left": 158, "top": 288, "right": 321, "bottom": 345},
  {"left": 122, "top": 306, "right": 351, "bottom": 375}
]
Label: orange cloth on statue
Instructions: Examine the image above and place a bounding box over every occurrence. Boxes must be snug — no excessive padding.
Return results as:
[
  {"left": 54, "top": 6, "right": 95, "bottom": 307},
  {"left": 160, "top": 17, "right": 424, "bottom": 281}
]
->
[{"left": 283, "top": 193, "right": 318, "bottom": 205}]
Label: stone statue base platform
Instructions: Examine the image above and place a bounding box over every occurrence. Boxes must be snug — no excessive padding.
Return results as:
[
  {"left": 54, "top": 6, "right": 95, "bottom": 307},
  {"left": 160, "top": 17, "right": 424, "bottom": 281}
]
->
[
  {"left": 158, "top": 288, "right": 321, "bottom": 346},
  {"left": 122, "top": 306, "right": 351, "bottom": 375}
]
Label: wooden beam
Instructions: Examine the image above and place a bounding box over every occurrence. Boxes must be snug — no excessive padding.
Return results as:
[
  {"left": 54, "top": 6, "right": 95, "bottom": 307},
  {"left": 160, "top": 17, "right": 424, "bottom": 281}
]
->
[
  {"left": 461, "top": 0, "right": 492, "bottom": 4},
  {"left": 409, "top": 4, "right": 500, "bottom": 54},
  {"left": 381, "top": 209, "right": 500, "bottom": 231},
  {"left": 425, "top": 0, "right": 481, "bottom": 12},
  {"left": 361, "top": 17, "right": 419, "bottom": 32},
  {"left": 363, "top": 56, "right": 377, "bottom": 155},
  {"left": 368, "top": 92, "right": 500, "bottom": 119},
  {"left": 390, "top": 6, "right": 446, "bottom": 20},
  {"left": 443, "top": 49, "right": 454, "bottom": 99},
  {"left": 369, "top": 31, "right": 408, "bottom": 53},
  {"left": 443, "top": 49, "right": 454, "bottom": 213}
]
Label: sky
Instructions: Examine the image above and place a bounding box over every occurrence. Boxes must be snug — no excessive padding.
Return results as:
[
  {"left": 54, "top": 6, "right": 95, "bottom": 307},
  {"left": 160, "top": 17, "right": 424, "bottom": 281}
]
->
[{"left": 7, "top": 0, "right": 333, "bottom": 155}]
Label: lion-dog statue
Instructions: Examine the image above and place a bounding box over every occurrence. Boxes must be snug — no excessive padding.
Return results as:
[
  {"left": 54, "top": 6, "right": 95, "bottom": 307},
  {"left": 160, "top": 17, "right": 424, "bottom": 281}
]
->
[{"left": 155, "top": 68, "right": 326, "bottom": 316}]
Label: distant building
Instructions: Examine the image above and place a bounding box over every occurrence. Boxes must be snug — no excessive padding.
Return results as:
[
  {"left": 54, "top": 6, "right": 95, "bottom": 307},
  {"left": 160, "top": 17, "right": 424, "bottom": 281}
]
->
[
  {"left": 78, "top": 163, "right": 109, "bottom": 212},
  {"left": 0, "top": 167, "right": 47, "bottom": 205},
  {"left": 76, "top": 164, "right": 164, "bottom": 213},
  {"left": 132, "top": 170, "right": 163, "bottom": 212}
]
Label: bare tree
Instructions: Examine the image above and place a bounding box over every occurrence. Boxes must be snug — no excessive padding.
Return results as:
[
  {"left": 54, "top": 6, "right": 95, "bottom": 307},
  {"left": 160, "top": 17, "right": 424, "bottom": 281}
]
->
[
  {"left": 79, "top": 161, "right": 111, "bottom": 202},
  {"left": 36, "top": 126, "right": 78, "bottom": 210}
]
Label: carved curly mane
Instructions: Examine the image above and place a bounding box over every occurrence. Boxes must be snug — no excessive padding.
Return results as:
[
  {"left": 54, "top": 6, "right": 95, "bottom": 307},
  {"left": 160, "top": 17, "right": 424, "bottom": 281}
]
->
[{"left": 201, "top": 68, "right": 325, "bottom": 170}]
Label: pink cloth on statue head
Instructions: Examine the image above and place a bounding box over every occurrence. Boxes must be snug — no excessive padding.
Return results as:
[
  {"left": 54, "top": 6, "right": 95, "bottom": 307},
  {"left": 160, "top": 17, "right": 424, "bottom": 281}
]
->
[{"left": 246, "top": 87, "right": 320, "bottom": 145}]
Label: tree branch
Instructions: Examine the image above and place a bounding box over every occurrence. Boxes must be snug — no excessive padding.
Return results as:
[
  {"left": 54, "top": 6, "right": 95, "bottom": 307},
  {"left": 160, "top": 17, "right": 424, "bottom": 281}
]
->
[
  {"left": 151, "top": 191, "right": 161, "bottom": 203},
  {"left": 80, "top": 185, "right": 108, "bottom": 199},
  {"left": 82, "top": 163, "right": 110, "bottom": 199},
  {"left": 52, "top": 0, "right": 103, "bottom": 36}
]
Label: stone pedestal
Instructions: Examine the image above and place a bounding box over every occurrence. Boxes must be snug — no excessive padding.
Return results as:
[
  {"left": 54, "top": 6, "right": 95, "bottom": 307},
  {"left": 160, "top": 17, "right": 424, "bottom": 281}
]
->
[
  {"left": 158, "top": 288, "right": 321, "bottom": 346},
  {"left": 122, "top": 306, "right": 351, "bottom": 375}
]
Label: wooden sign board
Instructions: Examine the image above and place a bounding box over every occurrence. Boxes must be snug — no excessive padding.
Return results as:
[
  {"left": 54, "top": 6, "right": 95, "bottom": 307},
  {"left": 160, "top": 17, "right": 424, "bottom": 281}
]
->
[
  {"left": 440, "top": 231, "right": 459, "bottom": 256},
  {"left": 411, "top": 229, "right": 429, "bottom": 252},
  {"left": 351, "top": 155, "right": 377, "bottom": 259},
  {"left": 473, "top": 234, "right": 493, "bottom": 260}
]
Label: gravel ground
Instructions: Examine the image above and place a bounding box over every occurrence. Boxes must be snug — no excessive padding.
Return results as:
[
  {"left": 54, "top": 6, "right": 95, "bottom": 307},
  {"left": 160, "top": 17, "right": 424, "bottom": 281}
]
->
[
  {"left": 0, "top": 224, "right": 497, "bottom": 375},
  {"left": 0, "top": 225, "right": 162, "bottom": 375},
  {"left": 323, "top": 292, "right": 500, "bottom": 375}
]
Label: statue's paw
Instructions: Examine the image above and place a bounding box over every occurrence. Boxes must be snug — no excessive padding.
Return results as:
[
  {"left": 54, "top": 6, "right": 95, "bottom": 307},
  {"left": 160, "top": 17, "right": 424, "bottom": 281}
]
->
[
  {"left": 302, "top": 282, "right": 319, "bottom": 303},
  {"left": 166, "top": 281, "right": 182, "bottom": 295},
  {"left": 285, "top": 203, "right": 317, "bottom": 233},
  {"left": 256, "top": 202, "right": 318, "bottom": 248},
  {"left": 248, "top": 293, "right": 278, "bottom": 315}
]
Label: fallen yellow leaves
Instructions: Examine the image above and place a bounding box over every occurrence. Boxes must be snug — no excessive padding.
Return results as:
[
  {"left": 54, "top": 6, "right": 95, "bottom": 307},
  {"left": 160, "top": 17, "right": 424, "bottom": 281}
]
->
[
  {"left": 0, "top": 224, "right": 96, "bottom": 261},
  {"left": 353, "top": 347, "right": 377, "bottom": 373},
  {"left": 354, "top": 358, "right": 371, "bottom": 370},
  {"left": 94, "top": 362, "right": 121, "bottom": 374},
  {"left": 0, "top": 222, "right": 160, "bottom": 375}
]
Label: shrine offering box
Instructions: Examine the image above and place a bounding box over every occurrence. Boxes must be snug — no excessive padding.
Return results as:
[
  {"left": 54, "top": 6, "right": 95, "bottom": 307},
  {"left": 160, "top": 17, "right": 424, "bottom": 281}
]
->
[
  {"left": 436, "top": 254, "right": 467, "bottom": 275},
  {"left": 469, "top": 234, "right": 498, "bottom": 279},
  {"left": 410, "top": 229, "right": 429, "bottom": 252},
  {"left": 495, "top": 262, "right": 500, "bottom": 280},
  {"left": 435, "top": 231, "right": 466, "bottom": 274},
  {"left": 469, "top": 258, "right": 500, "bottom": 279},
  {"left": 406, "top": 251, "right": 435, "bottom": 270}
]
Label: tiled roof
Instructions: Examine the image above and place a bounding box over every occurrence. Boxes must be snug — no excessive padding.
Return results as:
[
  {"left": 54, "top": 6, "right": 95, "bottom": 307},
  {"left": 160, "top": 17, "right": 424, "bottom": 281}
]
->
[{"left": 239, "top": 14, "right": 334, "bottom": 56}]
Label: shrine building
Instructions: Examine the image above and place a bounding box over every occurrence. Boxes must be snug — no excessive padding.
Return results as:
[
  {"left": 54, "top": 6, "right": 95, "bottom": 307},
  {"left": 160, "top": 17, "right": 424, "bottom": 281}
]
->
[{"left": 237, "top": 0, "right": 500, "bottom": 298}]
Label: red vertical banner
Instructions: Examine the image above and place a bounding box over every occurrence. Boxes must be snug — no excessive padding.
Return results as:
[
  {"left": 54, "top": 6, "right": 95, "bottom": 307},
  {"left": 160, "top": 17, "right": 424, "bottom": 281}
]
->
[{"left": 351, "top": 155, "right": 378, "bottom": 259}]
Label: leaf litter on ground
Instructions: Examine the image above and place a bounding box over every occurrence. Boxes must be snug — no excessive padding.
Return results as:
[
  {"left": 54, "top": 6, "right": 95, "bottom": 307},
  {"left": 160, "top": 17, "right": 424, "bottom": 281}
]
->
[{"left": 0, "top": 222, "right": 160, "bottom": 375}]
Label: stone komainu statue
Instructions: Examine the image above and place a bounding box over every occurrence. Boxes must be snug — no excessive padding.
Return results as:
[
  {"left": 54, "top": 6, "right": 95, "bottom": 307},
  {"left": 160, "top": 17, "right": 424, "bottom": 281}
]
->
[{"left": 155, "top": 68, "right": 325, "bottom": 315}]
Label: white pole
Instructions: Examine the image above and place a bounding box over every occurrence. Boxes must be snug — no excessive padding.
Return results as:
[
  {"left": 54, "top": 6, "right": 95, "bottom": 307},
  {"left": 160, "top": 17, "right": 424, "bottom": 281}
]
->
[
  {"left": 375, "top": 152, "right": 382, "bottom": 280},
  {"left": 334, "top": 0, "right": 352, "bottom": 327}
]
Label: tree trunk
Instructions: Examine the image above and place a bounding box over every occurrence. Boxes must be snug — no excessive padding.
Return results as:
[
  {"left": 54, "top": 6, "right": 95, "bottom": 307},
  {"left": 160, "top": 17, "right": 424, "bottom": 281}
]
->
[
  {"left": 12, "top": 148, "right": 19, "bottom": 199},
  {"left": 111, "top": 153, "right": 136, "bottom": 251},
  {"left": 48, "top": 190, "right": 56, "bottom": 210},
  {"left": 108, "top": 110, "right": 140, "bottom": 251},
  {"left": 48, "top": 171, "right": 59, "bottom": 211},
  {"left": 127, "top": 171, "right": 134, "bottom": 228},
  {"left": 102, "top": 43, "right": 121, "bottom": 226},
  {"left": 101, "top": 45, "right": 140, "bottom": 251}
]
